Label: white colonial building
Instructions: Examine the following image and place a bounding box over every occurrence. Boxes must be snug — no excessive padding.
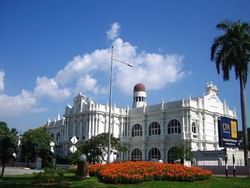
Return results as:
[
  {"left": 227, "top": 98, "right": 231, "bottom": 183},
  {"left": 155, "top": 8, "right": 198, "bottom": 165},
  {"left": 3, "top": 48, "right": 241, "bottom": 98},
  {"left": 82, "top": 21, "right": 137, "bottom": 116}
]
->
[{"left": 46, "top": 82, "right": 240, "bottom": 164}]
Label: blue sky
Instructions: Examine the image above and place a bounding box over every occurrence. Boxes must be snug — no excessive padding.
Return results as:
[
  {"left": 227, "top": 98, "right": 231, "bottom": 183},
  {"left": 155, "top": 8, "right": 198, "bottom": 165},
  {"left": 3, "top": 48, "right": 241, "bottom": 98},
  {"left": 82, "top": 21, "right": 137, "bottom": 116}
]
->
[{"left": 0, "top": 0, "right": 249, "bottom": 133}]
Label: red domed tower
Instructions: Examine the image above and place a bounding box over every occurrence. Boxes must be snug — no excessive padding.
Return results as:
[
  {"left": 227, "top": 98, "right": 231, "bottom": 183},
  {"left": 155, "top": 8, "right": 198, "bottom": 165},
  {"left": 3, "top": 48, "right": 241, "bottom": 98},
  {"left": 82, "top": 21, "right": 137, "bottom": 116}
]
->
[{"left": 133, "top": 83, "right": 147, "bottom": 108}]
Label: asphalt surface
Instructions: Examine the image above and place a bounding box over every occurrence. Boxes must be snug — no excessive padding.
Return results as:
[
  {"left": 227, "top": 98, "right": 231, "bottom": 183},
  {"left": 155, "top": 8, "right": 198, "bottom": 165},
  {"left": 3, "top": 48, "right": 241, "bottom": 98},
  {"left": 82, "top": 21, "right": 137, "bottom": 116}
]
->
[{"left": 3, "top": 167, "right": 43, "bottom": 176}]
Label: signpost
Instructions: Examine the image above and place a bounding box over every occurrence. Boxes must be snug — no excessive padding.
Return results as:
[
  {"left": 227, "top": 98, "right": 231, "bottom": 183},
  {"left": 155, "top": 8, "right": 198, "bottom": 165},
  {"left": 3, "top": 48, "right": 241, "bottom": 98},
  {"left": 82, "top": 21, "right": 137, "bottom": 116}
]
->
[
  {"left": 70, "top": 136, "right": 78, "bottom": 153},
  {"left": 218, "top": 116, "right": 239, "bottom": 177},
  {"left": 70, "top": 145, "right": 78, "bottom": 153},
  {"left": 71, "top": 136, "right": 78, "bottom": 145},
  {"left": 218, "top": 117, "right": 238, "bottom": 147}
]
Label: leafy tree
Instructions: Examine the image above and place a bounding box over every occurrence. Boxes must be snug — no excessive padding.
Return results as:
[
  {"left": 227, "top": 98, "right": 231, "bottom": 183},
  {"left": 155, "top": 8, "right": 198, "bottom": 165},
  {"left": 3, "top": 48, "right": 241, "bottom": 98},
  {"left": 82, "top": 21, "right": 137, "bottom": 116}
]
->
[
  {"left": 21, "top": 127, "right": 51, "bottom": 166},
  {"left": 168, "top": 141, "right": 191, "bottom": 164},
  {"left": 0, "top": 121, "right": 18, "bottom": 177},
  {"left": 211, "top": 20, "right": 250, "bottom": 166},
  {"left": 69, "top": 150, "right": 81, "bottom": 165},
  {"left": 238, "top": 128, "right": 250, "bottom": 150},
  {"left": 77, "top": 133, "right": 127, "bottom": 163}
]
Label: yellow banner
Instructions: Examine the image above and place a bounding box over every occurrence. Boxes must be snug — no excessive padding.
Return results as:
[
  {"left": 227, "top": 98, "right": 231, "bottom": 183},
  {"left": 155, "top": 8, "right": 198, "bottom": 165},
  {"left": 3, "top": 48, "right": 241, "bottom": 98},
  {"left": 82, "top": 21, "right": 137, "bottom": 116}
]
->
[{"left": 230, "top": 120, "right": 237, "bottom": 139}]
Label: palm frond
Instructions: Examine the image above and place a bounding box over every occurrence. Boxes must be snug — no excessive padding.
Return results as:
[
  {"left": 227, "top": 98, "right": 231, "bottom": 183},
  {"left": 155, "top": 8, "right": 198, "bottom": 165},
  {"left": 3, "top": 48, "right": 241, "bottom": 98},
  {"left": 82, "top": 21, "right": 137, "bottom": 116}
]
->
[
  {"left": 211, "top": 19, "right": 250, "bottom": 86},
  {"left": 216, "top": 19, "right": 233, "bottom": 31}
]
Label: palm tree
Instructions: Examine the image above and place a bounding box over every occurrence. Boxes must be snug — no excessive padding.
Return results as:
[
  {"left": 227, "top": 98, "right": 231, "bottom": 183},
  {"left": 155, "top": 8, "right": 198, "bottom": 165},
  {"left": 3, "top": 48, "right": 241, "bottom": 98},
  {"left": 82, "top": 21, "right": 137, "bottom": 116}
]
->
[{"left": 211, "top": 20, "right": 250, "bottom": 166}]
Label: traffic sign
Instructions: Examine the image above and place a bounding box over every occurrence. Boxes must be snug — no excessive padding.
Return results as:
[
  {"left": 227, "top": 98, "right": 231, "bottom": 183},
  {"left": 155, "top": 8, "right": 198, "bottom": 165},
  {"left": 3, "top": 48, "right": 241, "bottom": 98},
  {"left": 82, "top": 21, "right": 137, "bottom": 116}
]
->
[
  {"left": 71, "top": 136, "right": 78, "bottom": 145},
  {"left": 70, "top": 145, "right": 77, "bottom": 153}
]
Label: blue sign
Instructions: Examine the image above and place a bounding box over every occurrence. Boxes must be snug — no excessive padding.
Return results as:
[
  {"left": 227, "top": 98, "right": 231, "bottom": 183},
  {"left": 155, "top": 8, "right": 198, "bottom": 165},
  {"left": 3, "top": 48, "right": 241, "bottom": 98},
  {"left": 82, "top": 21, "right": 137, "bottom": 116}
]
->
[{"left": 218, "top": 116, "right": 238, "bottom": 147}]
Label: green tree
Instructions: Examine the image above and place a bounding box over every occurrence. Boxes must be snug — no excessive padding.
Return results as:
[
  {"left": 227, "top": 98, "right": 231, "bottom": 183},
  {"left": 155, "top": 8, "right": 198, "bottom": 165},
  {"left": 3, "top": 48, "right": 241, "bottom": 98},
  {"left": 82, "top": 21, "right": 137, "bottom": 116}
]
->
[
  {"left": 21, "top": 127, "right": 51, "bottom": 166},
  {"left": 69, "top": 150, "right": 81, "bottom": 165},
  {"left": 238, "top": 128, "right": 250, "bottom": 150},
  {"left": 0, "top": 121, "right": 18, "bottom": 177},
  {"left": 168, "top": 141, "right": 191, "bottom": 164},
  {"left": 77, "top": 133, "right": 127, "bottom": 163},
  {"left": 211, "top": 20, "right": 250, "bottom": 166}
]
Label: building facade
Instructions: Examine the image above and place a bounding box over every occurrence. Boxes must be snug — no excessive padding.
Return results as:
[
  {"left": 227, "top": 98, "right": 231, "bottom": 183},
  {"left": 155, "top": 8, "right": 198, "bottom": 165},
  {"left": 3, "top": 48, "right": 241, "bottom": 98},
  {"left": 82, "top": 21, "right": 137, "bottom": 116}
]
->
[{"left": 46, "top": 82, "right": 238, "bottom": 163}]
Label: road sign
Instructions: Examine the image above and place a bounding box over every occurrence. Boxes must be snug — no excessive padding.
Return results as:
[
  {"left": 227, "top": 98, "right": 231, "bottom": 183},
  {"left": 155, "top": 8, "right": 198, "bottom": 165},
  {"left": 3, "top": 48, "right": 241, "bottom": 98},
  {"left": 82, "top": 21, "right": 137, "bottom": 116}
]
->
[
  {"left": 218, "top": 117, "right": 238, "bottom": 147},
  {"left": 71, "top": 136, "right": 78, "bottom": 145},
  {"left": 70, "top": 145, "right": 77, "bottom": 153}
]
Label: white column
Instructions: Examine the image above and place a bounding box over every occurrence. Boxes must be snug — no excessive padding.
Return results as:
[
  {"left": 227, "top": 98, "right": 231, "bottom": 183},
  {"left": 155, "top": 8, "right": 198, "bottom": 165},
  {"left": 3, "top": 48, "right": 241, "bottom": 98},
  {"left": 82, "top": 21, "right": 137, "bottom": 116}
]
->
[
  {"left": 88, "top": 116, "right": 91, "bottom": 138},
  {"left": 214, "top": 115, "right": 218, "bottom": 149},
  {"left": 93, "top": 115, "right": 96, "bottom": 136},
  {"left": 97, "top": 114, "right": 100, "bottom": 134},
  {"left": 79, "top": 119, "right": 82, "bottom": 141},
  {"left": 93, "top": 115, "right": 95, "bottom": 136},
  {"left": 95, "top": 114, "right": 97, "bottom": 135},
  {"left": 188, "top": 111, "right": 192, "bottom": 139},
  {"left": 203, "top": 114, "right": 206, "bottom": 150},
  {"left": 91, "top": 115, "right": 94, "bottom": 136},
  {"left": 182, "top": 111, "right": 186, "bottom": 139},
  {"left": 198, "top": 113, "right": 203, "bottom": 150}
]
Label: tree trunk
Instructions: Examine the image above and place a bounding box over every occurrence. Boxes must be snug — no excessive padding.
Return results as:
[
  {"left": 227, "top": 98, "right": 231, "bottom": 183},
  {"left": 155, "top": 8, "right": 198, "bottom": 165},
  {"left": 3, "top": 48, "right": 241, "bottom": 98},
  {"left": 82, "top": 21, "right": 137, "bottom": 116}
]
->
[
  {"left": 240, "top": 74, "right": 249, "bottom": 166},
  {"left": 1, "top": 160, "right": 5, "bottom": 177}
]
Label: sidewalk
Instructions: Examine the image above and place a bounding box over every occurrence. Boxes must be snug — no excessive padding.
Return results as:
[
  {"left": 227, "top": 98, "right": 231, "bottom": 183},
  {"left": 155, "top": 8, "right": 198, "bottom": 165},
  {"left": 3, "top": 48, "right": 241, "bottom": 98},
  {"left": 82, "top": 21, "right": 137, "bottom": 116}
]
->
[
  {"left": 3, "top": 167, "right": 43, "bottom": 176},
  {"left": 213, "top": 174, "right": 249, "bottom": 178}
]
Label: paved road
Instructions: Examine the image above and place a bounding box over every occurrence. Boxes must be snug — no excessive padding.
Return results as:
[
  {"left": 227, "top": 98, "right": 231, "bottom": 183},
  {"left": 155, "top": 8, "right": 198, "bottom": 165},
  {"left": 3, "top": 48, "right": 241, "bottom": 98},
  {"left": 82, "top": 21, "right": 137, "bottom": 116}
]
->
[{"left": 3, "top": 167, "right": 43, "bottom": 176}]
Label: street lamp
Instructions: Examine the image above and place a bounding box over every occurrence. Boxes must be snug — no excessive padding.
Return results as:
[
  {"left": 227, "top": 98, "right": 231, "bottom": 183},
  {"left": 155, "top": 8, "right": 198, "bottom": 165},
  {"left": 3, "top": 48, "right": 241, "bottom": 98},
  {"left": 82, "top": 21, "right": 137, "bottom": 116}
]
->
[{"left": 107, "top": 46, "right": 133, "bottom": 163}]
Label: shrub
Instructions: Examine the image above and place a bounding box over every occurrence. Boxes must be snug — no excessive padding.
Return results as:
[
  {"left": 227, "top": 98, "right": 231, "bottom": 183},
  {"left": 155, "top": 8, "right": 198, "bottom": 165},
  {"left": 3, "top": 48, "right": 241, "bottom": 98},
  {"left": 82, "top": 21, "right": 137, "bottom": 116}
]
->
[
  {"left": 89, "top": 161, "right": 212, "bottom": 184},
  {"left": 33, "top": 168, "right": 65, "bottom": 184},
  {"left": 55, "top": 155, "right": 70, "bottom": 164}
]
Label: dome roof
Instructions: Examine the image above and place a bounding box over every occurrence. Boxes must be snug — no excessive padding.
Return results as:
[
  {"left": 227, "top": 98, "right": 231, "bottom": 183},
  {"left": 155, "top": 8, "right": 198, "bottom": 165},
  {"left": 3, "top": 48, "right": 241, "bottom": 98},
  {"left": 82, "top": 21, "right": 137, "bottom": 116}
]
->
[{"left": 134, "top": 83, "right": 146, "bottom": 92}]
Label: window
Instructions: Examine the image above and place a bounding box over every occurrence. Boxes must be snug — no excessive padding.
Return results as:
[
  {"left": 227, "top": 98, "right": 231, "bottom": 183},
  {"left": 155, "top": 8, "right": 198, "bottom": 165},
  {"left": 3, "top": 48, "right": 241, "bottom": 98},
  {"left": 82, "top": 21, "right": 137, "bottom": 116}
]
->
[
  {"left": 56, "top": 133, "right": 60, "bottom": 142},
  {"left": 132, "top": 124, "right": 142, "bottom": 137},
  {"left": 149, "top": 122, "right": 161, "bottom": 136},
  {"left": 131, "top": 148, "right": 143, "bottom": 161},
  {"left": 148, "top": 148, "right": 161, "bottom": 161},
  {"left": 168, "top": 119, "right": 181, "bottom": 134},
  {"left": 192, "top": 122, "right": 197, "bottom": 133},
  {"left": 192, "top": 122, "right": 198, "bottom": 138},
  {"left": 134, "top": 97, "right": 145, "bottom": 102},
  {"left": 51, "top": 133, "right": 54, "bottom": 140}
]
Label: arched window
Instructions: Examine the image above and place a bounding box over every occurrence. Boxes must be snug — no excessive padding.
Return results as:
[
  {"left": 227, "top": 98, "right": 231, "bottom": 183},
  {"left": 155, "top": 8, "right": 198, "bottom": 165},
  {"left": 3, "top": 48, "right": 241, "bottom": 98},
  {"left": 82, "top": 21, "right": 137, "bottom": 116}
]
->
[
  {"left": 167, "top": 147, "right": 178, "bottom": 163},
  {"left": 131, "top": 148, "right": 143, "bottom": 161},
  {"left": 167, "top": 119, "right": 181, "bottom": 134},
  {"left": 148, "top": 147, "right": 161, "bottom": 161},
  {"left": 149, "top": 122, "right": 161, "bottom": 136},
  {"left": 132, "top": 124, "right": 142, "bottom": 137}
]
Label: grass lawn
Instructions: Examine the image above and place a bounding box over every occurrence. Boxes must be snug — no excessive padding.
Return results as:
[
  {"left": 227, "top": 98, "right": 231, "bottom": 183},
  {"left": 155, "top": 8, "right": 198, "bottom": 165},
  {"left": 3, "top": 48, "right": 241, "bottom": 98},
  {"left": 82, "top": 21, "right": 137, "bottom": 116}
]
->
[{"left": 1, "top": 174, "right": 250, "bottom": 188}]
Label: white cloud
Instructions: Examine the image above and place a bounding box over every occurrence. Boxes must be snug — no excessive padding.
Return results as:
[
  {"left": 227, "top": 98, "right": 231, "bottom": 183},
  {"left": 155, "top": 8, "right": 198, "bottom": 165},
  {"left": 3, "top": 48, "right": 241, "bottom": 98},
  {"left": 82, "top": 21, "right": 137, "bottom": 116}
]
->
[
  {"left": 106, "top": 22, "right": 120, "bottom": 40},
  {"left": 0, "top": 22, "right": 187, "bottom": 119},
  {"left": 113, "top": 52, "right": 184, "bottom": 95},
  {"left": 52, "top": 26, "right": 185, "bottom": 97},
  {"left": 34, "top": 76, "right": 71, "bottom": 101},
  {"left": 0, "top": 70, "right": 5, "bottom": 92},
  {"left": 55, "top": 49, "right": 110, "bottom": 85},
  {"left": 0, "top": 90, "right": 46, "bottom": 118},
  {"left": 51, "top": 22, "right": 185, "bottom": 98},
  {"left": 75, "top": 74, "right": 108, "bottom": 95}
]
